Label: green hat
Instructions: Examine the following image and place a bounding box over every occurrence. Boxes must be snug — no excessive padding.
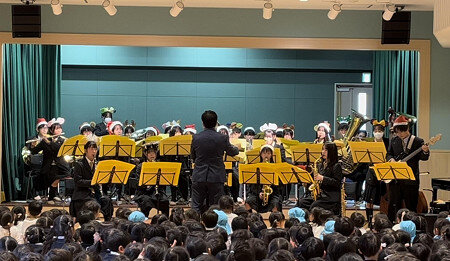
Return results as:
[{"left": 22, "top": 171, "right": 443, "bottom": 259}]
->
[
  {"left": 100, "top": 107, "right": 116, "bottom": 114},
  {"left": 336, "top": 115, "right": 351, "bottom": 125}
]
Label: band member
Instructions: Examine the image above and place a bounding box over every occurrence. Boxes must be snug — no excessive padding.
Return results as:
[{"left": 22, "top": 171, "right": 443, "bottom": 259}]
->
[
  {"left": 314, "top": 122, "right": 334, "bottom": 143},
  {"left": 107, "top": 121, "right": 123, "bottom": 136},
  {"left": 363, "top": 119, "right": 389, "bottom": 227},
  {"left": 245, "top": 145, "right": 282, "bottom": 213},
  {"left": 124, "top": 120, "right": 136, "bottom": 137},
  {"left": 282, "top": 124, "right": 295, "bottom": 140},
  {"left": 217, "top": 125, "right": 230, "bottom": 136},
  {"left": 79, "top": 122, "right": 98, "bottom": 143},
  {"left": 243, "top": 127, "right": 256, "bottom": 150},
  {"left": 191, "top": 110, "right": 239, "bottom": 213},
  {"left": 336, "top": 116, "right": 351, "bottom": 140},
  {"left": 94, "top": 107, "right": 115, "bottom": 137},
  {"left": 30, "top": 118, "right": 69, "bottom": 202},
  {"left": 260, "top": 123, "right": 288, "bottom": 163},
  {"left": 183, "top": 124, "right": 197, "bottom": 135},
  {"left": 298, "top": 142, "right": 343, "bottom": 215},
  {"left": 229, "top": 123, "right": 243, "bottom": 202},
  {"left": 230, "top": 122, "right": 243, "bottom": 139},
  {"left": 162, "top": 120, "right": 181, "bottom": 134},
  {"left": 145, "top": 126, "right": 159, "bottom": 138},
  {"left": 70, "top": 141, "right": 100, "bottom": 220},
  {"left": 386, "top": 115, "right": 429, "bottom": 221},
  {"left": 134, "top": 143, "right": 169, "bottom": 217}
]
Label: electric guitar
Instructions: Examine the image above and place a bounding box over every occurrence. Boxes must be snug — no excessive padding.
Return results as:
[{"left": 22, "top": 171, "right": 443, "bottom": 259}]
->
[{"left": 395, "top": 134, "right": 442, "bottom": 162}]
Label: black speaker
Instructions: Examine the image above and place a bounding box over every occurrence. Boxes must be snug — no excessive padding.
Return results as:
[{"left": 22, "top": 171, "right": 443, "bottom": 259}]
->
[
  {"left": 381, "top": 11, "right": 410, "bottom": 44},
  {"left": 12, "top": 5, "right": 41, "bottom": 38}
]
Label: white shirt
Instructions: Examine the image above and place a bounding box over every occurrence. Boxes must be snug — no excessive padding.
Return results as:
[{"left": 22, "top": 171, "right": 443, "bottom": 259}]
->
[
  {"left": 10, "top": 218, "right": 37, "bottom": 244},
  {"left": 226, "top": 213, "right": 238, "bottom": 232},
  {"left": 313, "top": 225, "right": 324, "bottom": 238}
]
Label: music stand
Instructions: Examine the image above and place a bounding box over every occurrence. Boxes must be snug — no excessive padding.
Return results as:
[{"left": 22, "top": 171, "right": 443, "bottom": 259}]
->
[
  {"left": 334, "top": 140, "right": 347, "bottom": 157},
  {"left": 57, "top": 135, "right": 87, "bottom": 157},
  {"left": 135, "top": 140, "right": 145, "bottom": 158},
  {"left": 274, "top": 162, "right": 313, "bottom": 202},
  {"left": 239, "top": 163, "right": 279, "bottom": 201},
  {"left": 291, "top": 143, "right": 323, "bottom": 164},
  {"left": 91, "top": 160, "right": 135, "bottom": 199},
  {"left": 246, "top": 147, "right": 282, "bottom": 164},
  {"left": 224, "top": 162, "right": 233, "bottom": 187},
  {"left": 159, "top": 135, "right": 192, "bottom": 156},
  {"left": 251, "top": 139, "right": 266, "bottom": 150},
  {"left": 279, "top": 138, "right": 300, "bottom": 159},
  {"left": 99, "top": 135, "right": 136, "bottom": 158},
  {"left": 139, "top": 162, "right": 181, "bottom": 214},
  {"left": 145, "top": 136, "right": 164, "bottom": 143},
  {"left": 348, "top": 141, "right": 387, "bottom": 165},
  {"left": 371, "top": 162, "right": 415, "bottom": 182}
]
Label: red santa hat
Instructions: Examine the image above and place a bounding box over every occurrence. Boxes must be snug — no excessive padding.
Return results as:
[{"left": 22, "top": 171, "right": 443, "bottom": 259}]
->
[
  {"left": 183, "top": 124, "right": 197, "bottom": 134},
  {"left": 393, "top": 115, "right": 410, "bottom": 127},
  {"left": 36, "top": 118, "right": 48, "bottom": 132},
  {"left": 107, "top": 121, "right": 123, "bottom": 134}
]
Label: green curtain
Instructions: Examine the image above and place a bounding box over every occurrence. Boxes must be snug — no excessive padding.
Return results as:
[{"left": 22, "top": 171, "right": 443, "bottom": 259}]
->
[
  {"left": 2, "top": 44, "right": 61, "bottom": 201},
  {"left": 373, "top": 51, "right": 418, "bottom": 132}
]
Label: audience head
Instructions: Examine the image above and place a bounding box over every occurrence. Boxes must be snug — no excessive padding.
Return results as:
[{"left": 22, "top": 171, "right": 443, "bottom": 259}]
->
[
  {"left": 0, "top": 236, "right": 17, "bottom": 252},
  {"left": 186, "top": 235, "right": 207, "bottom": 259},
  {"left": 335, "top": 217, "right": 355, "bottom": 237},
  {"left": 219, "top": 195, "right": 234, "bottom": 213},
  {"left": 28, "top": 200, "right": 43, "bottom": 217},
  {"left": 299, "top": 237, "right": 325, "bottom": 260},
  {"left": 164, "top": 246, "right": 190, "bottom": 261},
  {"left": 104, "top": 228, "right": 131, "bottom": 254},
  {"left": 288, "top": 207, "right": 306, "bottom": 223},
  {"left": 44, "top": 249, "right": 72, "bottom": 261},
  {"left": 357, "top": 232, "right": 380, "bottom": 258},
  {"left": 201, "top": 210, "right": 218, "bottom": 229},
  {"left": 231, "top": 216, "right": 248, "bottom": 232}
]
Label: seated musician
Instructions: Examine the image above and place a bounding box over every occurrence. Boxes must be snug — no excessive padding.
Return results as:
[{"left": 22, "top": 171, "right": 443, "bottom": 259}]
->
[
  {"left": 70, "top": 141, "right": 101, "bottom": 220},
  {"left": 297, "top": 142, "right": 343, "bottom": 215},
  {"left": 134, "top": 143, "right": 169, "bottom": 217},
  {"left": 107, "top": 121, "right": 123, "bottom": 136},
  {"left": 314, "top": 122, "right": 334, "bottom": 144},
  {"left": 363, "top": 119, "right": 389, "bottom": 227},
  {"left": 94, "top": 107, "right": 115, "bottom": 137},
  {"left": 260, "top": 123, "right": 288, "bottom": 163},
  {"left": 282, "top": 124, "right": 295, "bottom": 140},
  {"left": 124, "top": 120, "right": 136, "bottom": 137},
  {"left": 217, "top": 125, "right": 230, "bottom": 136},
  {"left": 183, "top": 124, "right": 197, "bottom": 135},
  {"left": 243, "top": 127, "right": 256, "bottom": 150},
  {"left": 144, "top": 126, "right": 159, "bottom": 138},
  {"left": 79, "top": 122, "right": 98, "bottom": 143},
  {"left": 336, "top": 116, "right": 350, "bottom": 140},
  {"left": 245, "top": 145, "right": 282, "bottom": 213}
]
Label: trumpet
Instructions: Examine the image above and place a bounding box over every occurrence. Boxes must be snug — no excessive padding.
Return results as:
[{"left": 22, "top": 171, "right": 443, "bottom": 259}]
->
[
  {"left": 25, "top": 133, "right": 65, "bottom": 144},
  {"left": 309, "top": 157, "right": 322, "bottom": 201}
]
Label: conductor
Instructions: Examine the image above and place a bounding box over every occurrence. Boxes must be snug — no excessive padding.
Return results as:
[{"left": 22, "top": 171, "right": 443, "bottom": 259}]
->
[{"left": 191, "top": 110, "right": 239, "bottom": 213}]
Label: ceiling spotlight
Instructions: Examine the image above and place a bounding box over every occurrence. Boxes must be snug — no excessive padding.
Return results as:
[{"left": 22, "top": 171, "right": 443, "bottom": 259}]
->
[
  {"left": 327, "top": 4, "right": 341, "bottom": 20},
  {"left": 263, "top": 2, "right": 273, "bottom": 20},
  {"left": 170, "top": 1, "right": 184, "bottom": 17},
  {"left": 383, "top": 4, "right": 396, "bottom": 21},
  {"left": 102, "top": 0, "right": 117, "bottom": 16},
  {"left": 51, "top": 0, "right": 62, "bottom": 15}
]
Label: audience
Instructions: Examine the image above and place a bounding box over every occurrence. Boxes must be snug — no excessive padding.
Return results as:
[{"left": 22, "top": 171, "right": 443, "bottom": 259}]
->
[{"left": 0, "top": 199, "right": 447, "bottom": 261}]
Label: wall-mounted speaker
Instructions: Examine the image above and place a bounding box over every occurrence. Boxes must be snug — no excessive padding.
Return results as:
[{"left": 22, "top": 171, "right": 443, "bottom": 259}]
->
[
  {"left": 12, "top": 5, "right": 41, "bottom": 38},
  {"left": 381, "top": 11, "right": 411, "bottom": 44}
]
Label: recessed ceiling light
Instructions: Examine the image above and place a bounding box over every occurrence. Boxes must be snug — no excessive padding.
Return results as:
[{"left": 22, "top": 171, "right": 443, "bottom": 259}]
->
[{"left": 299, "top": 0, "right": 309, "bottom": 2}]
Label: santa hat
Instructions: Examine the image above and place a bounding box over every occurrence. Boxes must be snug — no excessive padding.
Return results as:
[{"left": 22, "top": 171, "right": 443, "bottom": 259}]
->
[
  {"left": 260, "top": 123, "right": 278, "bottom": 133},
  {"left": 183, "top": 124, "right": 197, "bottom": 134},
  {"left": 36, "top": 118, "right": 48, "bottom": 132},
  {"left": 145, "top": 126, "right": 160, "bottom": 135},
  {"left": 393, "top": 115, "right": 410, "bottom": 127},
  {"left": 314, "top": 122, "right": 331, "bottom": 133},
  {"left": 244, "top": 127, "right": 255, "bottom": 133},
  {"left": 217, "top": 125, "right": 230, "bottom": 134},
  {"left": 107, "top": 121, "right": 123, "bottom": 134},
  {"left": 47, "top": 117, "right": 65, "bottom": 128}
]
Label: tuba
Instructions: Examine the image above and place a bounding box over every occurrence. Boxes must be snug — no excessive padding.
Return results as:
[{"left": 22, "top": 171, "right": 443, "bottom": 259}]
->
[{"left": 340, "top": 109, "right": 370, "bottom": 175}]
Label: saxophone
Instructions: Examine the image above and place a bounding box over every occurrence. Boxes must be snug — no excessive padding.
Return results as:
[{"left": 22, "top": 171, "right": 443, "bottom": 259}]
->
[
  {"left": 309, "top": 157, "right": 322, "bottom": 200},
  {"left": 261, "top": 159, "right": 273, "bottom": 206}
]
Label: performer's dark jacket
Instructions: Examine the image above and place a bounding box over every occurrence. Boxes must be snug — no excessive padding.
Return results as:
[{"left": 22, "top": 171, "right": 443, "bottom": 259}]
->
[
  {"left": 94, "top": 122, "right": 108, "bottom": 137},
  {"left": 72, "top": 157, "right": 99, "bottom": 201},
  {"left": 386, "top": 135, "right": 429, "bottom": 185},
  {"left": 191, "top": 128, "right": 239, "bottom": 183},
  {"left": 317, "top": 162, "right": 343, "bottom": 203}
]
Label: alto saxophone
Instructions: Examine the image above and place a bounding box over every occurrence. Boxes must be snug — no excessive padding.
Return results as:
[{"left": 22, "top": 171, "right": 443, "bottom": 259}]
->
[
  {"left": 262, "top": 159, "right": 273, "bottom": 206},
  {"left": 309, "top": 157, "right": 322, "bottom": 201}
]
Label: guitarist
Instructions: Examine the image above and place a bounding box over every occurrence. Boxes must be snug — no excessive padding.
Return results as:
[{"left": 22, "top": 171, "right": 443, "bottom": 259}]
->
[{"left": 386, "top": 115, "right": 430, "bottom": 222}]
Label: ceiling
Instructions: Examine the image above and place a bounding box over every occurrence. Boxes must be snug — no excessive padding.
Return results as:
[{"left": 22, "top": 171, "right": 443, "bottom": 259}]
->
[{"left": 0, "top": 0, "right": 435, "bottom": 11}]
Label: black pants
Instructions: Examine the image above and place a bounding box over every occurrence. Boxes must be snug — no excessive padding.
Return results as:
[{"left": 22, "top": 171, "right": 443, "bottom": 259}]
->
[
  {"left": 388, "top": 181, "right": 419, "bottom": 221},
  {"left": 298, "top": 197, "right": 341, "bottom": 215},
  {"left": 230, "top": 168, "right": 240, "bottom": 201},
  {"left": 246, "top": 194, "right": 281, "bottom": 213},
  {"left": 171, "top": 171, "right": 189, "bottom": 201},
  {"left": 191, "top": 182, "right": 224, "bottom": 213}
]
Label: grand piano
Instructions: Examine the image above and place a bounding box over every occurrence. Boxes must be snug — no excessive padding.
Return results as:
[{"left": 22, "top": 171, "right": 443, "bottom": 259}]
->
[{"left": 431, "top": 178, "right": 450, "bottom": 212}]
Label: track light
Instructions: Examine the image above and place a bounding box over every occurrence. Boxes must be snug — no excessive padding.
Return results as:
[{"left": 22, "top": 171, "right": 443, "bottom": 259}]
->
[
  {"left": 102, "top": 0, "right": 117, "bottom": 16},
  {"left": 263, "top": 2, "right": 273, "bottom": 20},
  {"left": 170, "top": 1, "right": 184, "bottom": 17},
  {"left": 383, "top": 4, "right": 396, "bottom": 21},
  {"left": 327, "top": 4, "right": 341, "bottom": 20},
  {"left": 51, "top": 0, "right": 62, "bottom": 15}
]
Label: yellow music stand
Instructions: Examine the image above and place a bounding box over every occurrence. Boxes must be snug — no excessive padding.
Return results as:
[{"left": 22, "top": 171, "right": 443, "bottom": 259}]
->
[
  {"left": 138, "top": 162, "right": 181, "bottom": 187},
  {"left": 334, "top": 140, "right": 347, "bottom": 157},
  {"left": 57, "top": 135, "right": 88, "bottom": 157},
  {"left": 274, "top": 162, "right": 313, "bottom": 201},
  {"left": 279, "top": 138, "right": 300, "bottom": 159},
  {"left": 99, "top": 135, "right": 136, "bottom": 158},
  {"left": 291, "top": 143, "right": 323, "bottom": 164},
  {"left": 239, "top": 163, "right": 279, "bottom": 201},
  {"left": 246, "top": 147, "right": 282, "bottom": 164},
  {"left": 145, "top": 136, "right": 164, "bottom": 143},
  {"left": 135, "top": 139, "right": 145, "bottom": 158},
  {"left": 251, "top": 139, "right": 266, "bottom": 150},
  {"left": 348, "top": 141, "right": 387, "bottom": 164},
  {"left": 159, "top": 135, "right": 192, "bottom": 156},
  {"left": 371, "top": 162, "right": 415, "bottom": 182},
  {"left": 224, "top": 162, "right": 233, "bottom": 187},
  {"left": 91, "top": 160, "right": 135, "bottom": 186}
]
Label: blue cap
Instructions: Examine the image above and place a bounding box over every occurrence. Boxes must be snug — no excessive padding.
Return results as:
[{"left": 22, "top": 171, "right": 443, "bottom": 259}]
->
[
  {"left": 213, "top": 209, "right": 232, "bottom": 235},
  {"left": 128, "top": 211, "right": 148, "bottom": 223},
  {"left": 288, "top": 207, "right": 306, "bottom": 223},
  {"left": 320, "top": 220, "right": 335, "bottom": 240},
  {"left": 400, "top": 220, "right": 416, "bottom": 243}
]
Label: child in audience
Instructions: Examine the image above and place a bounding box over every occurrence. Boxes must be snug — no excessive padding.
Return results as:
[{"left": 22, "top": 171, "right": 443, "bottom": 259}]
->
[
  {"left": 433, "top": 217, "right": 450, "bottom": 240},
  {"left": 350, "top": 212, "right": 366, "bottom": 235},
  {"left": 219, "top": 195, "right": 238, "bottom": 227},
  {"left": 269, "top": 212, "right": 285, "bottom": 229},
  {"left": 201, "top": 210, "right": 219, "bottom": 232},
  {"left": 0, "top": 210, "right": 13, "bottom": 238}
]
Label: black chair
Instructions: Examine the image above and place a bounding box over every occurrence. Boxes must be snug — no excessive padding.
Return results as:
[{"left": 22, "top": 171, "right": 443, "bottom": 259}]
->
[{"left": 25, "top": 154, "right": 43, "bottom": 200}]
